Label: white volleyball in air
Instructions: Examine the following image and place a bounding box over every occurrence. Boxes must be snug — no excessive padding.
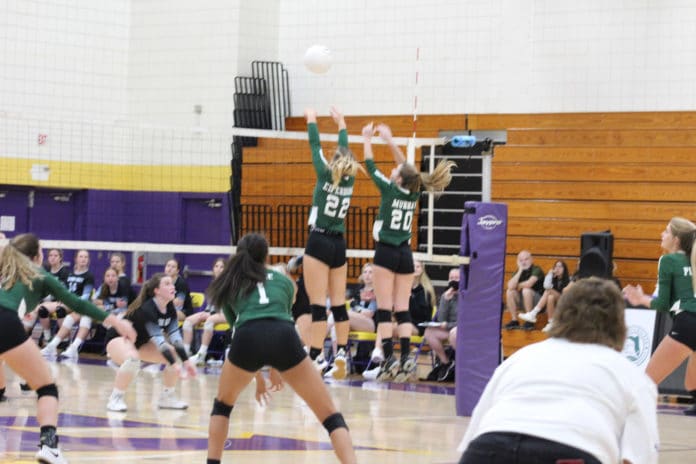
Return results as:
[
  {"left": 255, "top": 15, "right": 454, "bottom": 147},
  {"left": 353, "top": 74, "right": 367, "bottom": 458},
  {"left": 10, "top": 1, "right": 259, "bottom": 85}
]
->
[{"left": 303, "top": 44, "right": 332, "bottom": 74}]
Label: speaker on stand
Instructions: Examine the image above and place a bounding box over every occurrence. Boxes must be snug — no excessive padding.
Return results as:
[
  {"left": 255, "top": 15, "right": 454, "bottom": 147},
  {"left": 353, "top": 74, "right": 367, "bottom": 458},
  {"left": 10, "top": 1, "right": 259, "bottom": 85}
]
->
[{"left": 578, "top": 231, "right": 613, "bottom": 279}]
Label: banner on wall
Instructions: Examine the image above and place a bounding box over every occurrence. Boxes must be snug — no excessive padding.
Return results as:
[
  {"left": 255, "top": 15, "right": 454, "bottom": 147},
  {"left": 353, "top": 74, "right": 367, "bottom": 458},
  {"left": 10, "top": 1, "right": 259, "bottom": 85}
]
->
[{"left": 621, "top": 308, "right": 657, "bottom": 370}]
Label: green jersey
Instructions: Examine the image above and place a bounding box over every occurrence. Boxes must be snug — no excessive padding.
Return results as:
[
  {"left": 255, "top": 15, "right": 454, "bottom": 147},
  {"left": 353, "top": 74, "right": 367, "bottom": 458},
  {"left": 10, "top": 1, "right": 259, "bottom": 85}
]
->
[
  {"left": 0, "top": 268, "right": 108, "bottom": 321},
  {"left": 307, "top": 122, "right": 354, "bottom": 234},
  {"left": 651, "top": 252, "right": 696, "bottom": 313},
  {"left": 366, "top": 158, "right": 420, "bottom": 246},
  {"left": 222, "top": 268, "right": 295, "bottom": 329}
]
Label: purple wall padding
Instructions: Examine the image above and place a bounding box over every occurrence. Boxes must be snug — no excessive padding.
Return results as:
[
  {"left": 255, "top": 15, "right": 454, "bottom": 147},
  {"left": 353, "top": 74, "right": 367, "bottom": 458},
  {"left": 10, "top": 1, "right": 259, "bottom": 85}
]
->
[{"left": 455, "top": 201, "right": 508, "bottom": 416}]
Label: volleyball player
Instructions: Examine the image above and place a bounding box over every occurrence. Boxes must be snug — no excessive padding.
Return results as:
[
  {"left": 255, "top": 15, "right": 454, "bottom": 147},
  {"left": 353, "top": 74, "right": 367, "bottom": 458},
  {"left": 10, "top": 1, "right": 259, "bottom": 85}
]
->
[
  {"left": 205, "top": 232, "right": 356, "bottom": 464},
  {"left": 105, "top": 272, "right": 196, "bottom": 412},
  {"left": 41, "top": 250, "right": 95, "bottom": 359},
  {"left": 303, "top": 107, "right": 362, "bottom": 379},
  {"left": 623, "top": 217, "right": 696, "bottom": 415},
  {"left": 182, "top": 257, "right": 228, "bottom": 365},
  {"left": 0, "top": 233, "right": 135, "bottom": 464},
  {"left": 362, "top": 122, "right": 455, "bottom": 380}
]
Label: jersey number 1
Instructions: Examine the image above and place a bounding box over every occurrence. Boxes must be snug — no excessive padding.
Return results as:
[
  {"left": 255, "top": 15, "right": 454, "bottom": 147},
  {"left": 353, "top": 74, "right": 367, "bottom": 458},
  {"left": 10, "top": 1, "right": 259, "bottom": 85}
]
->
[{"left": 257, "top": 283, "right": 269, "bottom": 304}]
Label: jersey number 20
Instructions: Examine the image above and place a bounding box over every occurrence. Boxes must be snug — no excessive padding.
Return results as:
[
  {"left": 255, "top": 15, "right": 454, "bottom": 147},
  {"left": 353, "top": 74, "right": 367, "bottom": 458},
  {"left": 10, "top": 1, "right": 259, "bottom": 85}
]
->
[
  {"left": 390, "top": 210, "right": 413, "bottom": 231},
  {"left": 324, "top": 194, "right": 350, "bottom": 219}
]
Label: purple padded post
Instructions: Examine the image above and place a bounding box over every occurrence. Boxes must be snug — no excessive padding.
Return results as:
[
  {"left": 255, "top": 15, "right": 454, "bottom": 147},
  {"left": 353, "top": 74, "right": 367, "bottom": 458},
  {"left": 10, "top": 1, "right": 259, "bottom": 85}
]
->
[{"left": 455, "top": 201, "right": 508, "bottom": 416}]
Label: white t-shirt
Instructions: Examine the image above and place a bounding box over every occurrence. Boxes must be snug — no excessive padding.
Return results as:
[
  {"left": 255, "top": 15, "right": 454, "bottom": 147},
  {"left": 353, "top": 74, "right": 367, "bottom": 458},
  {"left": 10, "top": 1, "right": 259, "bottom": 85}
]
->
[{"left": 458, "top": 338, "right": 659, "bottom": 464}]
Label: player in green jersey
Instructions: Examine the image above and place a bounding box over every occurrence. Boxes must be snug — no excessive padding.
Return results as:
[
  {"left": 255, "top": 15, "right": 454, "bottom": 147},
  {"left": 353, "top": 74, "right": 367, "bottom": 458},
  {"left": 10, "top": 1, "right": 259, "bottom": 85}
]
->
[
  {"left": 0, "top": 233, "right": 135, "bottom": 464},
  {"left": 303, "top": 107, "right": 362, "bottom": 380},
  {"left": 624, "top": 217, "right": 696, "bottom": 415},
  {"left": 362, "top": 122, "right": 455, "bottom": 381},
  {"left": 205, "top": 233, "right": 356, "bottom": 464}
]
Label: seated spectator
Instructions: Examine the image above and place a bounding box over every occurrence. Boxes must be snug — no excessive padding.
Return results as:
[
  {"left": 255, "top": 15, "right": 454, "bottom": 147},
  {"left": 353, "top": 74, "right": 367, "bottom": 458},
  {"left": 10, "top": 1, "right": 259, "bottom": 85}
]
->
[
  {"left": 348, "top": 262, "right": 377, "bottom": 333},
  {"left": 458, "top": 278, "right": 658, "bottom": 464},
  {"left": 164, "top": 258, "right": 193, "bottom": 321},
  {"left": 93, "top": 267, "right": 131, "bottom": 317},
  {"left": 109, "top": 252, "right": 136, "bottom": 303},
  {"left": 422, "top": 267, "right": 460, "bottom": 382},
  {"left": 288, "top": 255, "right": 312, "bottom": 347},
  {"left": 504, "top": 250, "right": 545, "bottom": 330},
  {"left": 519, "top": 260, "right": 570, "bottom": 332},
  {"left": 182, "top": 258, "right": 228, "bottom": 365}
]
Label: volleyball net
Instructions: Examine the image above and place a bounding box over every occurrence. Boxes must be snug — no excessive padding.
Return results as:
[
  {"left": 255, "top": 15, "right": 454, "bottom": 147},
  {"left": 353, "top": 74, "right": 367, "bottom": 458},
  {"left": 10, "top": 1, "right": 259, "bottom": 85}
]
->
[{"left": 0, "top": 114, "right": 492, "bottom": 291}]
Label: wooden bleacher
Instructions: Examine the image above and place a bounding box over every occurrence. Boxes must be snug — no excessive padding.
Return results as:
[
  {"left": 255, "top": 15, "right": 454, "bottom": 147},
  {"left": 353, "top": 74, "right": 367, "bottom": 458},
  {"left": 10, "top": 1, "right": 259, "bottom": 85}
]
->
[{"left": 240, "top": 110, "right": 696, "bottom": 357}]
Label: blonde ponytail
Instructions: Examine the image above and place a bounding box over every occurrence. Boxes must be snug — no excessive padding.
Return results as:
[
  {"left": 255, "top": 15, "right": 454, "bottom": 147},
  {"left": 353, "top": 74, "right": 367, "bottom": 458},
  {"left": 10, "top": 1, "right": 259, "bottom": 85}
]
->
[
  {"left": 420, "top": 160, "right": 456, "bottom": 196},
  {"left": 0, "top": 234, "right": 42, "bottom": 290},
  {"left": 329, "top": 146, "right": 365, "bottom": 186}
]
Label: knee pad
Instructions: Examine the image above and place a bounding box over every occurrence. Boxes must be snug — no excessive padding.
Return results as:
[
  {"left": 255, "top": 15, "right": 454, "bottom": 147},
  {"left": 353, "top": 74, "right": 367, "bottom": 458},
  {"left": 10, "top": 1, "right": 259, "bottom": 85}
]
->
[
  {"left": 36, "top": 383, "right": 59, "bottom": 400},
  {"left": 203, "top": 319, "right": 215, "bottom": 332},
  {"left": 375, "top": 309, "right": 392, "bottom": 324},
  {"left": 210, "top": 398, "right": 234, "bottom": 418},
  {"left": 119, "top": 357, "right": 141, "bottom": 375},
  {"left": 56, "top": 306, "right": 67, "bottom": 319},
  {"left": 311, "top": 304, "right": 328, "bottom": 322},
  {"left": 329, "top": 304, "right": 349, "bottom": 322},
  {"left": 61, "top": 316, "right": 75, "bottom": 330},
  {"left": 322, "top": 412, "right": 348, "bottom": 434},
  {"left": 38, "top": 305, "right": 49, "bottom": 318},
  {"left": 79, "top": 315, "right": 92, "bottom": 329},
  {"left": 394, "top": 311, "right": 412, "bottom": 325},
  {"left": 182, "top": 320, "right": 194, "bottom": 333}
]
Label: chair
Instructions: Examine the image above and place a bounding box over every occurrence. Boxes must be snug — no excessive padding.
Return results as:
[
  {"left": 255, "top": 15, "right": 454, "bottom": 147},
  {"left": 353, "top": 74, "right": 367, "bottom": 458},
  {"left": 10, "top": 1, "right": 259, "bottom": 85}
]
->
[{"left": 190, "top": 292, "right": 205, "bottom": 311}]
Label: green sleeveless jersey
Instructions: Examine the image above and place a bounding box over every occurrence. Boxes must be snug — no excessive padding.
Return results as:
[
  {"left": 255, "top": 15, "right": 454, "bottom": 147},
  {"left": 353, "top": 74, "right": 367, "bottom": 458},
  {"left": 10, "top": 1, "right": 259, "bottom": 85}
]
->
[
  {"left": 307, "top": 122, "right": 354, "bottom": 234},
  {"left": 366, "top": 158, "right": 420, "bottom": 246},
  {"left": 651, "top": 252, "right": 696, "bottom": 313},
  {"left": 0, "top": 268, "right": 108, "bottom": 321},
  {"left": 222, "top": 268, "right": 295, "bottom": 329}
]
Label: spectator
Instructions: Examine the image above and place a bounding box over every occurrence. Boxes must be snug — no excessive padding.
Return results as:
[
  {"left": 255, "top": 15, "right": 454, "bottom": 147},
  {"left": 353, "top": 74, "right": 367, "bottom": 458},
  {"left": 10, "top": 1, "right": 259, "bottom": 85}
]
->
[
  {"left": 504, "top": 250, "right": 544, "bottom": 330},
  {"left": 423, "top": 268, "right": 460, "bottom": 382},
  {"left": 164, "top": 258, "right": 193, "bottom": 321},
  {"left": 347, "top": 262, "right": 377, "bottom": 333},
  {"left": 519, "top": 260, "right": 570, "bottom": 332},
  {"left": 458, "top": 278, "right": 658, "bottom": 464}
]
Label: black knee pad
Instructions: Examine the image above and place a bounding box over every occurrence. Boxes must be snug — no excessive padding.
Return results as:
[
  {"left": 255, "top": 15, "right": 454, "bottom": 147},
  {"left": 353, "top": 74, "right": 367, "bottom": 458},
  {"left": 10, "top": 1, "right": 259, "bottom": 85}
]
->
[
  {"left": 330, "top": 304, "right": 349, "bottom": 322},
  {"left": 375, "top": 309, "right": 392, "bottom": 324},
  {"left": 210, "top": 398, "right": 233, "bottom": 418},
  {"left": 36, "top": 383, "right": 59, "bottom": 400},
  {"left": 311, "top": 304, "right": 328, "bottom": 322},
  {"left": 322, "top": 412, "right": 348, "bottom": 434},
  {"left": 38, "top": 305, "right": 49, "bottom": 318},
  {"left": 395, "top": 311, "right": 412, "bottom": 325},
  {"left": 56, "top": 306, "right": 67, "bottom": 318}
]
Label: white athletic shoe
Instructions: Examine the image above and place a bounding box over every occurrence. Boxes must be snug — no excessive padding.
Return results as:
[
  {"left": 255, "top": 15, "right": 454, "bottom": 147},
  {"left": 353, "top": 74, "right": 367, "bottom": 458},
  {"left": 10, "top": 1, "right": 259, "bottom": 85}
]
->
[
  {"left": 313, "top": 356, "right": 328, "bottom": 372},
  {"left": 107, "top": 394, "right": 127, "bottom": 412},
  {"left": 158, "top": 392, "right": 188, "bottom": 410},
  {"left": 362, "top": 365, "right": 381, "bottom": 380},
  {"left": 35, "top": 444, "right": 68, "bottom": 464},
  {"left": 40, "top": 345, "right": 57, "bottom": 358},
  {"left": 542, "top": 320, "right": 554, "bottom": 333},
  {"left": 518, "top": 312, "right": 537, "bottom": 323},
  {"left": 377, "top": 357, "right": 400, "bottom": 381},
  {"left": 370, "top": 346, "right": 384, "bottom": 364},
  {"left": 60, "top": 347, "right": 78, "bottom": 362},
  {"left": 328, "top": 349, "right": 348, "bottom": 380}
]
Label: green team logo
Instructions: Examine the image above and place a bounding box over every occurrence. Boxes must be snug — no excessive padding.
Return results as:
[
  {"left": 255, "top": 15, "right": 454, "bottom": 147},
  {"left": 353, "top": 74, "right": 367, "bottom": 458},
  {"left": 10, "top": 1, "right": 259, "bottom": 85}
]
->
[{"left": 622, "top": 325, "right": 651, "bottom": 366}]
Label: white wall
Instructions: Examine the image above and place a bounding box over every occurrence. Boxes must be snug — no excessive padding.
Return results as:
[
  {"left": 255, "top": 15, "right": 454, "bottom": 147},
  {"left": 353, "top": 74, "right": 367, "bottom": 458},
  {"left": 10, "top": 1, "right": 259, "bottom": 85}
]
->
[
  {"left": 0, "top": 0, "right": 129, "bottom": 121},
  {"left": 281, "top": 0, "right": 696, "bottom": 116}
]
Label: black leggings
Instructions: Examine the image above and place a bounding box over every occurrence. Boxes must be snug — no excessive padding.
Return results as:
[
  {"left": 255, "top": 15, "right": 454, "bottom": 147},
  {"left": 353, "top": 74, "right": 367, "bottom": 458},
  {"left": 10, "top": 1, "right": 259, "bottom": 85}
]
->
[
  {"left": 227, "top": 319, "right": 307, "bottom": 372},
  {"left": 459, "top": 432, "right": 601, "bottom": 464}
]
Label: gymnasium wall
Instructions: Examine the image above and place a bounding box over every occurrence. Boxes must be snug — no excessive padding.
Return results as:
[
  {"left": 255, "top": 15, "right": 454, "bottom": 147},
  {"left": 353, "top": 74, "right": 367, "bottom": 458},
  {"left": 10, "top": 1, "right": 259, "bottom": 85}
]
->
[{"left": 4, "top": 1, "right": 696, "bottom": 132}]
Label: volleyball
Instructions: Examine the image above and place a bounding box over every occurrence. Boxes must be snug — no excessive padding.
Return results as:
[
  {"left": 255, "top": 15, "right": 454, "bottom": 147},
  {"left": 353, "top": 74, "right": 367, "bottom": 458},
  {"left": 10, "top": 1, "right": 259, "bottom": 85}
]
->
[{"left": 303, "top": 44, "right": 332, "bottom": 74}]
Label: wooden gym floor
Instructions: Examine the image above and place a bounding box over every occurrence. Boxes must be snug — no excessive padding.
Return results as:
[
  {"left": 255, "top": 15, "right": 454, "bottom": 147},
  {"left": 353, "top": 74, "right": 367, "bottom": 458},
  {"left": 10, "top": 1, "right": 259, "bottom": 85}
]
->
[{"left": 0, "top": 357, "right": 694, "bottom": 463}]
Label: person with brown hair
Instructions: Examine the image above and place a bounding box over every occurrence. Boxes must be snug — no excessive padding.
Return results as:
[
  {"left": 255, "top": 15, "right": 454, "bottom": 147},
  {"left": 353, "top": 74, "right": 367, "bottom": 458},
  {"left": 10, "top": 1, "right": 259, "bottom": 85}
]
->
[
  {"left": 205, "top": 232, "right": 356, "bottom": 464},
  {"left": 623, "top": 216, "right": 696, "bottom": 415},
  {"left": 0, "top": 233, "right": 135, "bottom": 464},
  {"left": 362, "top": 122, "right": 455, "bottom": 381},
  {"left": 105, "top": 272, "right": 197, "bottom": 412},
  {"left": 459, "top": 278, "right": 659, "bottom": 464}
]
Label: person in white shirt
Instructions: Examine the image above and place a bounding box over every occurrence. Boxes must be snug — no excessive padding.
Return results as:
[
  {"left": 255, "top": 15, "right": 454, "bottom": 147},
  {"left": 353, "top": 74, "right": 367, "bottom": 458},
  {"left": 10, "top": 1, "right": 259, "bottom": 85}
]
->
[{"left": 458, "top": 277, "right": 659, "bottom": 464}]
